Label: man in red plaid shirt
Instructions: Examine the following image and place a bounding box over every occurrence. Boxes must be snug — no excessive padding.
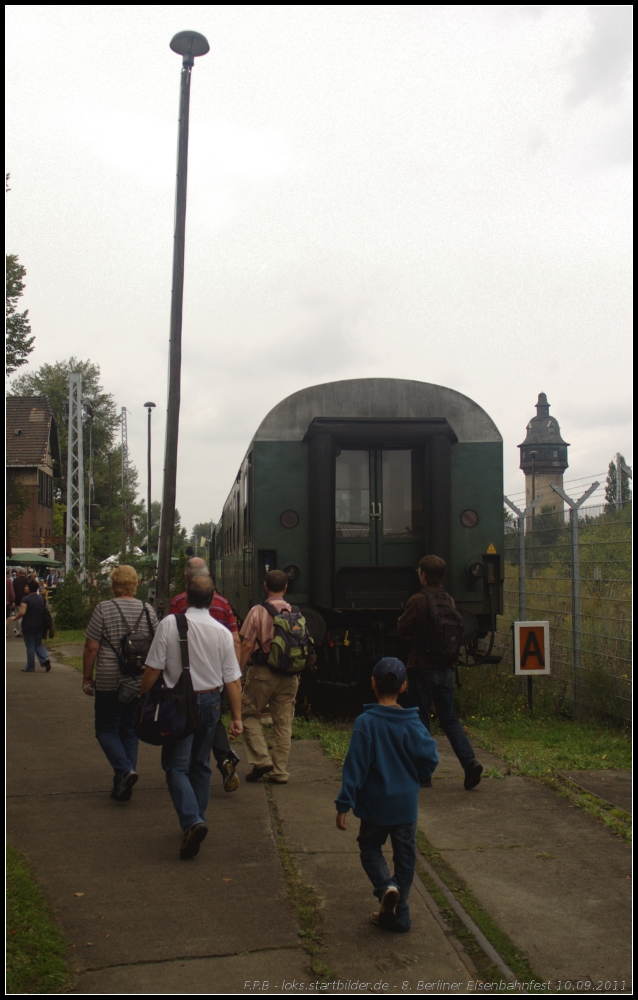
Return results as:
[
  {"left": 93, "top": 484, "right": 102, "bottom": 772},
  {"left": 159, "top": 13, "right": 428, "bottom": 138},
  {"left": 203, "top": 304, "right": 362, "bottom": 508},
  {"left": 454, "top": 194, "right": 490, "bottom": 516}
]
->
[{"left": 169, "top": 558, "right": 241, "bottom": 792}]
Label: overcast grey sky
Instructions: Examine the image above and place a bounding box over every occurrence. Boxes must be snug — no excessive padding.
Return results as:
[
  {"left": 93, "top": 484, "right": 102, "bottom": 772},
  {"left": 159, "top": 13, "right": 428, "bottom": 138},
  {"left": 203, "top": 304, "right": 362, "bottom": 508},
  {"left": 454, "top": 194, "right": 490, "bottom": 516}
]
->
[{"left": 6, "top": 5, "right": 632, "bottom": 530}]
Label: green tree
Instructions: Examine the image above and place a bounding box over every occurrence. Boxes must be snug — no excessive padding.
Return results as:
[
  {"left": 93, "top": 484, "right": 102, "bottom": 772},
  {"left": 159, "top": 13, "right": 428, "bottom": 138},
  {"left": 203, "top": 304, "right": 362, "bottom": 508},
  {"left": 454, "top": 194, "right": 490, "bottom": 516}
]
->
[
  {"left": 6, "top": 254, "right": 35, "bottom": 376},
  {"left": 133, "top": 501, "right": 188, "bottom": 555},
  {"left": 10, "top": 358, "right": 142, "bottom": 563},
  {"left": 604, "top": 455, "right": 632, "bottom": 513},
  {"left": 53, "top": 572, "right": 91, "bottom": 629}
]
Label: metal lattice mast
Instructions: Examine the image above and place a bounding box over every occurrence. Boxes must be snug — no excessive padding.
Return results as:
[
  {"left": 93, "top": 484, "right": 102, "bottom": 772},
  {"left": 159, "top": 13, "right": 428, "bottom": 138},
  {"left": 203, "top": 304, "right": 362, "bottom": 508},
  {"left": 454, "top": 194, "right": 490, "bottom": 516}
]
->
[
  {"left": 65, "top": 374, "right": 85, "bottom": 578},
  {"left": 121, "top": 407, "right": 129, "bottom": 550}
]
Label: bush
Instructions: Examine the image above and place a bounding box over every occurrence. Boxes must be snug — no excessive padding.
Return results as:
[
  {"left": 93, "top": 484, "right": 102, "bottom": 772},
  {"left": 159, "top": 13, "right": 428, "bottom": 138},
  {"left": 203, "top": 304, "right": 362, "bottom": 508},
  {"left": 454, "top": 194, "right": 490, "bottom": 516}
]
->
[{"left": 53, "top": 571, "right": 94, "bottom": 630}]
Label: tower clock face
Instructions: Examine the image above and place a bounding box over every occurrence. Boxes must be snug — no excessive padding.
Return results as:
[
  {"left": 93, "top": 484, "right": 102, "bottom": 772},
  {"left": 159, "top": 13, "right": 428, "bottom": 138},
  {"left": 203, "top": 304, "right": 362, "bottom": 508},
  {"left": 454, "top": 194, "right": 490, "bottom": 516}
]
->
[{"left": 460, "top": 509, "right": 479, "bottom": 528}]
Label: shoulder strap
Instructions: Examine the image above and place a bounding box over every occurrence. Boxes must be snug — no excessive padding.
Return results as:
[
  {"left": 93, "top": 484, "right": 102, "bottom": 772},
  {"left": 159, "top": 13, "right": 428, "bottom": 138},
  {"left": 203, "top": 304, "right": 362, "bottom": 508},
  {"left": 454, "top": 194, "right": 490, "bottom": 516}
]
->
[
  {"left": 143, "top": 604, "right": 156, "bottom": 636},
  {"left": 174, "top": 613, "right": 190, "bottom": 672},
  {"left": 111, "top": 599, "right": 133, "bottom": 634},
  {"left": 261, "top": 601, "right": 277, "bottom": 619}
]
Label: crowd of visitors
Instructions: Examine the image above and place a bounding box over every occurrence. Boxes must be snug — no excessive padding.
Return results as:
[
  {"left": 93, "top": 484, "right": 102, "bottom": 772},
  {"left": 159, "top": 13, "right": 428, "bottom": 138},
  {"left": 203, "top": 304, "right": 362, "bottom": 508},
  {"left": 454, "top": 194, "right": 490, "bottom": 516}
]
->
[{"left": 9, "top": 551, "right": 483, "bottom": 934}]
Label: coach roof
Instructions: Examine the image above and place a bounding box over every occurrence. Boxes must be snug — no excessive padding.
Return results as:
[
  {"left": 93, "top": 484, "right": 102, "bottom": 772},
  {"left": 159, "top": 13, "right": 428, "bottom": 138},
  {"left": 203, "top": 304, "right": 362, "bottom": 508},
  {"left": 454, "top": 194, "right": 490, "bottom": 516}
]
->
[{"left": 253, "top": 378, "right": 501, "bottom": 444}]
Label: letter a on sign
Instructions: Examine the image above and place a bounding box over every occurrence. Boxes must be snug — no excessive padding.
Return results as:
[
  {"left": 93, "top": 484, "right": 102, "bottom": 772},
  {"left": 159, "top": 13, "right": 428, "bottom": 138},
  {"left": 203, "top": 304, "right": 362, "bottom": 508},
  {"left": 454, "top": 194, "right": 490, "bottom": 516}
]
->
[{"left": 514, "top": 621, "right": 550, "bottom": 675}]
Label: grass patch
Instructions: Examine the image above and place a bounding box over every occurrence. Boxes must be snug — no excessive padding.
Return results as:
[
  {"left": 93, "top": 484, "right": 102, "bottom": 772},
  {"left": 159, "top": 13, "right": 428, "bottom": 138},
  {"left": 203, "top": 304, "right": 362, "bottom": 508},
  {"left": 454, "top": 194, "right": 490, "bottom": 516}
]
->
[
  {"left": 264, "top": 784, "right": 333, "bottom": 979},
  {"left": 463, "top": 715, "right": 631, "bottom": 777},
  {"left": 6, "top": 843, "right": 72, "bottom": 995},
  {"left": 460, "top": 715, "right": 632, "bottom": 841},
  {"left": 292, "top": 717, "right": 352, "bottom": 766},
  {"left": 44, "top": 629, "right": 85, "bottom": 672},
  {"left": 416, "top": 830, "right": 541, "bottom": 985}
]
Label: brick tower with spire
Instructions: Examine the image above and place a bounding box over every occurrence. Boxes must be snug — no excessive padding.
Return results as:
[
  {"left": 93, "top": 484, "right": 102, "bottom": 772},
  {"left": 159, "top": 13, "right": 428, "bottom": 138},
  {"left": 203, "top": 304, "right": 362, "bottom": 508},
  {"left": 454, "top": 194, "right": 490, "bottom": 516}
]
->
[{"left": 518, "top": 393, "right": 569, "bottom": 514}]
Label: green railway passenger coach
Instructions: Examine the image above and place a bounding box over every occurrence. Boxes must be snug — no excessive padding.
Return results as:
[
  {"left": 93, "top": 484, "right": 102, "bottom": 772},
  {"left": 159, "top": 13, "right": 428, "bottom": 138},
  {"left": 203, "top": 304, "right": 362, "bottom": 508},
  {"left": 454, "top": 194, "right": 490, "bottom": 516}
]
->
[{"left": 213, "top": 378, "right": 504, "bottom": 699}]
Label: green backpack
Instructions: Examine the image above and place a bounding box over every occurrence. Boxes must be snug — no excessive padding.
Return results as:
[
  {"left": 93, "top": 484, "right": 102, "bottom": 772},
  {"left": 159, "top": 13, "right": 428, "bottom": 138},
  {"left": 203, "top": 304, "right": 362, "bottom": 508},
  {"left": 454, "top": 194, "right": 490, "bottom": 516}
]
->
[{"left": 258, "top": 602, "right": 315, "bottom": 675}]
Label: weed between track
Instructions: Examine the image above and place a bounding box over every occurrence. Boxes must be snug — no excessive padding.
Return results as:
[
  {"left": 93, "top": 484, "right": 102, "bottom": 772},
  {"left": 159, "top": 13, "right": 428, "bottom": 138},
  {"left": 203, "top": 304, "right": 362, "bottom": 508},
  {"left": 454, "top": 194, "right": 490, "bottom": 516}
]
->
[
  {"left": 6, "top": 843, "right": 72, "bottom": 995},
  {"left": 416, "top": 831, "right": 541, "bottom": 985}
]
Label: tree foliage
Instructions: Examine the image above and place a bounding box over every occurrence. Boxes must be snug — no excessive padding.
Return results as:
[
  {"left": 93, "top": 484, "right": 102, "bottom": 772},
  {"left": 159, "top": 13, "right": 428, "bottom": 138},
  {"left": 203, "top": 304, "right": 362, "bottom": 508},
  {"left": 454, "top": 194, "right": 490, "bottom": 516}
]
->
[
  {"left": 604, "top": 455, "right": 632, "bottom": 513},
  {"left": 9, "top": 358, "right": 141, "bottom": 563},
  {"left": 6, "top": 254, "right": 35, "bottom": 376}
]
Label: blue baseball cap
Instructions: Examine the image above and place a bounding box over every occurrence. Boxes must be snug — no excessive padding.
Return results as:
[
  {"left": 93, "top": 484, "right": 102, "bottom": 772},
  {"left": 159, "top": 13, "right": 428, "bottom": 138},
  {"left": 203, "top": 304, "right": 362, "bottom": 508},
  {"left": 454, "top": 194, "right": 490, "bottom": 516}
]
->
[{"left": 373, "top": 657, "right": 407, "bottom": 685}]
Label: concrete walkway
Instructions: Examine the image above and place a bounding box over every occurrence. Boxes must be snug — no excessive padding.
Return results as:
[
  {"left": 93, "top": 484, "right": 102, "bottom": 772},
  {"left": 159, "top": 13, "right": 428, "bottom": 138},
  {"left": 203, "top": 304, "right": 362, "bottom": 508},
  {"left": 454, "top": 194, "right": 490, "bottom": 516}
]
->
[
  {"left": 6, "top": 637, "right": 465, "bottom": 995},
  {"left": 420, "top": 743, "right": 632, "bottom": 986},
  {"left": 6, "top": 632, "right": 632, "bottom": 994}
]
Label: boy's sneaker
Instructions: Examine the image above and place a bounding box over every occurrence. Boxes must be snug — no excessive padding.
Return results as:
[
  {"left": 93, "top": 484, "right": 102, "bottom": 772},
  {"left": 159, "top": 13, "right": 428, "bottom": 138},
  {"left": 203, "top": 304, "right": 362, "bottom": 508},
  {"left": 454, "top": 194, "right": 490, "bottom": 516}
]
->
[
  {"left": 464, "top": 759, "right": 483, "bottom": 790},
  {"left": 180, "top": 823, "right": 208, "bottom": 859},
  {"left": 371, "top": 885, "right": 400, "bottom": 929},
  {"left": 221, "top": 758, "right": 240, "bottom": 793}
]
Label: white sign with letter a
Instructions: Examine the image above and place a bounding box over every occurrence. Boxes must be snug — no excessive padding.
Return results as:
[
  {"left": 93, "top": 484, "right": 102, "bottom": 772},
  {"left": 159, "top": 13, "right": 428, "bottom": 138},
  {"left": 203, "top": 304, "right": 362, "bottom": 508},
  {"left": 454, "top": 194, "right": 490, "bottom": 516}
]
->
[{"left": 514, "top": 621, "right": 550, "bottom": 675}]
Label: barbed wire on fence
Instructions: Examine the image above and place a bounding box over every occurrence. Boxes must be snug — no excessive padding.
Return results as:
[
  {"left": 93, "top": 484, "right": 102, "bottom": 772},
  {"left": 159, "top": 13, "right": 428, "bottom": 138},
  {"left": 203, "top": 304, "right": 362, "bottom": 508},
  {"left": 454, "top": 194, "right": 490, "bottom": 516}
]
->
[{"left": 499, "top": 480, "right": 631, "bottom": 724}]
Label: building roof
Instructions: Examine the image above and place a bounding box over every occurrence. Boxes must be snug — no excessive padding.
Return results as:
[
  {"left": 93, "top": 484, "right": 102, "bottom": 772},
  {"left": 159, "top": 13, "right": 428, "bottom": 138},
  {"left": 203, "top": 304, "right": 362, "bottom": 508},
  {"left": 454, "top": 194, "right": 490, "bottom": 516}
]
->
[
  {"left": 518, "top": 392, "right": 569, "bottom": 448},
  {"left": 253, "top": 378, "right": 502, "bottom": 443},
  {"left": 6, "top": 396, "right": 61, "bottom": 469}
]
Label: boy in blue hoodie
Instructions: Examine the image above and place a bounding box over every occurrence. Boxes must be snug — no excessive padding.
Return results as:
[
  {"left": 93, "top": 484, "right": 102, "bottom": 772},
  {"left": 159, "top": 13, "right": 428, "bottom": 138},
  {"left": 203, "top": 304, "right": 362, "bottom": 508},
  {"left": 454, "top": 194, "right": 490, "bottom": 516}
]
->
[{"left": 335, "top": 657, "right": 438, "bottom": 933}]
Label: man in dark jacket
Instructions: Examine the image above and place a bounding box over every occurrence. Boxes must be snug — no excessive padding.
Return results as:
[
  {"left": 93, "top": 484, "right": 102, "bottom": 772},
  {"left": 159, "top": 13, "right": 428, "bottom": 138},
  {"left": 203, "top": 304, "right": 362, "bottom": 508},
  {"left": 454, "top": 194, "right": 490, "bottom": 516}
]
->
[
  {"left": 398, "top": 554, "right": 483, "bottom": 790},
  {"left": 335, "top": 657, "right": 438, "bottom": 933}
]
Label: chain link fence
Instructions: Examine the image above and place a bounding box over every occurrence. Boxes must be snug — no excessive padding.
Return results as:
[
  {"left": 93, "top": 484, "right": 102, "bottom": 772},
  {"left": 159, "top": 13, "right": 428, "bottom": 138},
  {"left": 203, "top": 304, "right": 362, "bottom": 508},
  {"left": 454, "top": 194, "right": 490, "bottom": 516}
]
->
[{"left": 493, "top": 477, "right": 631, "bottom": 726}]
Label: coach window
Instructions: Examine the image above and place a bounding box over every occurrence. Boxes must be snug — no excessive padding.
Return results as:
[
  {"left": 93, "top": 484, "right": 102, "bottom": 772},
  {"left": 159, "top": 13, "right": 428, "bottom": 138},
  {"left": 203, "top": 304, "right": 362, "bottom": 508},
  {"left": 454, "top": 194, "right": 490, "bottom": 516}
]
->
[
  {"left": 335, "top": 451, "right": 370, "bottom": 537},
  {"left": 382, "top": 450, "right": 423, "bottom": 538}
]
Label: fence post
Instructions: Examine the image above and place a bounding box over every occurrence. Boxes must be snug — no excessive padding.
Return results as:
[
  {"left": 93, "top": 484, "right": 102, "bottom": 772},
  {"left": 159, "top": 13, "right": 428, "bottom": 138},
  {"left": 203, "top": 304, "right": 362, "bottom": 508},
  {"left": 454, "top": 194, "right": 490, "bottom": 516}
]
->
[
  {"left": 504, "top": 494, "right": 545, "bottom": 620},
  {"left": 550, "top": 481, "right": 599, "bottom": 715}
]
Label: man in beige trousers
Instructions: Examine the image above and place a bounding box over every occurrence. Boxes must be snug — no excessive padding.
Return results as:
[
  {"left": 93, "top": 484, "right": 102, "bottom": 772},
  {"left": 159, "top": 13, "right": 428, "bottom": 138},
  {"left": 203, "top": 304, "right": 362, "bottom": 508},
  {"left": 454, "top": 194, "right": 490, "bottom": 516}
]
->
[{"left": 238, "top": 569, "right": 298, "bottom": 784}]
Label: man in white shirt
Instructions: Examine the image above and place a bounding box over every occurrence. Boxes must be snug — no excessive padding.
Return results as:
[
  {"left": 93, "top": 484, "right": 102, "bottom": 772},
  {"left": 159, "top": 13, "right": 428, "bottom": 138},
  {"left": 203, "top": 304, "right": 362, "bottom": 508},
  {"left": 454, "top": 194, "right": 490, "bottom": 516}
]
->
[{"left": 141, "top": 575, "right": 243, "bottom": 859}]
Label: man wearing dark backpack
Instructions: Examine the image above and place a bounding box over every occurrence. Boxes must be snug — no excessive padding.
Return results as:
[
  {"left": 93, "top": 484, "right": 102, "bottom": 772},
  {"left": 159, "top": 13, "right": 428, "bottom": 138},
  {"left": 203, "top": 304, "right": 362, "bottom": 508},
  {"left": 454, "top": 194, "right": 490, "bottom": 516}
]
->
[
  {"left": 238, "top": 569, "right": 310, "bottom": 784},
  {"left": 83, "top": 565, "right": 158, "bottom": 802},
  {"left": 397, "top": 555, "right": 483, "bottom": 790}
]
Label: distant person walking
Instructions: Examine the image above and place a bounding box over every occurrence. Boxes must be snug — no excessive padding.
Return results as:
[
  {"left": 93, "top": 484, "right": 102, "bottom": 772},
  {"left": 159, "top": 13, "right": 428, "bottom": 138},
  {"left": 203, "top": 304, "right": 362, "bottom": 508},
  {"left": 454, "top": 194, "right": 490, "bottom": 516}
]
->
[
  {"left": 238, "top": 569, "right": 299, "bottom": 784},
  {"left": 397, "top": 554, "right": 483, "bottom": 790},
  {"left": 335, "top": 657, "right": 438, "bottom": 933},
  {"left": 141, "top": 574, "right": 243, "bottom": 859},
  {"left": 10, "top": 579, "right": 51, "bottom": 673},
  {"left": 12, "top": 568, "right": 28, "bottom": 636},
  {"left": 82, "top": 565, "right": 158, "bottom": 803},
  {"left": 170, "top": 557, "right": 242, "bottom": 792},
  {"left": 6, "top": 571, "right": 15, "bottom": 619}
]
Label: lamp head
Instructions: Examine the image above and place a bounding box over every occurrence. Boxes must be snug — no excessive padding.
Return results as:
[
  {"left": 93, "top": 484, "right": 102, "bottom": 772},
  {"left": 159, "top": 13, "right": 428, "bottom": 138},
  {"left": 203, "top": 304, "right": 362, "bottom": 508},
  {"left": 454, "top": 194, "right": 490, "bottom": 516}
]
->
[
  {"left": 144, "top": 402, "right": 156, "bottom": 410},
  {"left": 170, "top": 31, "right": 210, "bottom": 64}
]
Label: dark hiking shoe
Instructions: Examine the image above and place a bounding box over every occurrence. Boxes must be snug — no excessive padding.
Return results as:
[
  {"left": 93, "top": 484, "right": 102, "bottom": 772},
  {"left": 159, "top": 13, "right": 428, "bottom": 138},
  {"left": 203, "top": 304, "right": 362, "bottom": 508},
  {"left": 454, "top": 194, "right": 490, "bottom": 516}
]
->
[
  {"left": 245, "top": 764, "right": 274, "bottom": 783},
  {"left": 115, "top": 771, "right": 138, "bottom": 801},
  {"left": 180, "top": 823, "right": 208, "bottom": 859},
  {"left": 221, "top": 758, "right": 240, "bottom": 793},
  {"left": 420, "top": 776, "right": 432, "bottom": 788},
  {"left": 380, "top": 885, "right": 400, "bottom": 917},
  {"left": 43, "top": 660, "right": 51, "bottom": 672},
  {"left": 464, "top": 759, "right": 483, "bottom": 790}
]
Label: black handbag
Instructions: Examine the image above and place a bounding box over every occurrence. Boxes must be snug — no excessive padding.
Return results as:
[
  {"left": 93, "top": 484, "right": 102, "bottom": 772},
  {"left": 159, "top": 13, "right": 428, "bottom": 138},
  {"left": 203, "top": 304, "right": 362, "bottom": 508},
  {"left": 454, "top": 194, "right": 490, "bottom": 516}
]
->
[{"left": 135, "top": 614, "right": 200, "bottom": 745}]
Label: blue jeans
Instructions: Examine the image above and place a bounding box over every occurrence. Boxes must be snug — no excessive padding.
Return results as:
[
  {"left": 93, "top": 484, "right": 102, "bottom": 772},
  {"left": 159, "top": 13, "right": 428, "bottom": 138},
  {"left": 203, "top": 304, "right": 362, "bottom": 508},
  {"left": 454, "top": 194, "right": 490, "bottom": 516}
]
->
[
  {"left": 357, "top": 820, "right": 417, "bottom": 932},
  {"left": 94, "top": 690, "right": 139, "bottom": 778},
  {"left": 161, "top": 691, "right": 221, "bottom": 833},
  {"left": 23, "top": 631, "right": 49, "bottom": 671},
  {"left": 409, "top": 668, "right": 476, "bottom": 770}
]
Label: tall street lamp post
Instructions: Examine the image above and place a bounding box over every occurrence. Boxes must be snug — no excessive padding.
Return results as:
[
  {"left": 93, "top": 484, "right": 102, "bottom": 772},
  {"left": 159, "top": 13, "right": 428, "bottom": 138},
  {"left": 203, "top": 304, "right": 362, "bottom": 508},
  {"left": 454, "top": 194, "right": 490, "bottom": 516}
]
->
[
  {"left": 156, "top": 30, "right": 210, "bottom": 615},
  {"left": 144, "top": 402, "right": 156, "bottom": 555}
]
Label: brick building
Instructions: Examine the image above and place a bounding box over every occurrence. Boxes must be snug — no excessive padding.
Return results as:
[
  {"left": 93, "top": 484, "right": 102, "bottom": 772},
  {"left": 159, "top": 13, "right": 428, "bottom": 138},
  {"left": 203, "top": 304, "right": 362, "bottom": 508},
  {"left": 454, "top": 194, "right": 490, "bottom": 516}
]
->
[{"left": 6, "top": 396, "right": 61, "bottom": 551}]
